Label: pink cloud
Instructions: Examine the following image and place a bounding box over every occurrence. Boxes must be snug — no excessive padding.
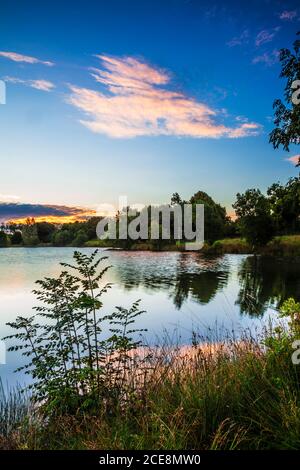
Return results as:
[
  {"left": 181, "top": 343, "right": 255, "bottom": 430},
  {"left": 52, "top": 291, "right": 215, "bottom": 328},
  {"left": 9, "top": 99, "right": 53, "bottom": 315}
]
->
[
  {"left": 286, "top": 155, "right": 300, "bottom": 166},
  {"left": 0, "top": 51, "right": 54, "bottom": 66},
  {"left": 4, "top": 76, "right": 55, "bottom": 92},
  {"left": 255, "top": 27, "right": 280, "bottom": 47},
  {"left": 67, "top": 55, "right": 260, "bottom": 139},
  {"left": 279, "top": 10, "right": 297, "bottom": 20}
]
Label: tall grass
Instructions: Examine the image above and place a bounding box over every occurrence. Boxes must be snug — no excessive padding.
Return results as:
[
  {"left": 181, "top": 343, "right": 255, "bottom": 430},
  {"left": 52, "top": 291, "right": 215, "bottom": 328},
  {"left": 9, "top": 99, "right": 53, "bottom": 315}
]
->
[
  {"left": 0, "top": 379, "right": 32, "bottom": 449},
  {"left": 2, "top": 330, "right": 299, "bottom": 450}
]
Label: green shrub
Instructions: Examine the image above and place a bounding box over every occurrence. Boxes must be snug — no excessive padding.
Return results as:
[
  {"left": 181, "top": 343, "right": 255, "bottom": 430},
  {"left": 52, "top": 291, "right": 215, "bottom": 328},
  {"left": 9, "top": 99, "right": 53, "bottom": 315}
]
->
[
  {"left": 4, "top": 250, "right": 147, "bottom": 417},
  {"left": 0, "top": 232, "right": 9, "bottom": 247}
]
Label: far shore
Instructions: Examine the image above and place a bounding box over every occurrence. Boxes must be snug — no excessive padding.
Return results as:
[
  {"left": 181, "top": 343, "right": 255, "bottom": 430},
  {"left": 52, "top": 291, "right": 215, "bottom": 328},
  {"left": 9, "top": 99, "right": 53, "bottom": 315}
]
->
[
  {"left": 90, "top": 235, "right": 300, "bottom": 256},
  {"left": 1, "top": 234, "right": 300, "bottom": 257}
]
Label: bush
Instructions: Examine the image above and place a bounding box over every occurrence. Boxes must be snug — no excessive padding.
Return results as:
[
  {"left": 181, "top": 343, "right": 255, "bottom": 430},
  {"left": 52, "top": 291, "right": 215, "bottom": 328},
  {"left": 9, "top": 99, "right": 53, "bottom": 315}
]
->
[
  {"left": 4, "top": 250, "right": 147, "bottom": 416},
  {"left": 0, "top": 232, "right": 9, "bottom": 247},
  {"left": 21, "top": 224, "right": 39, "bottom": 246},
  {"left": 233, "top": 189, "right": 275, "bottom": 248},
  {"left": 71, "top": 230, "right": 88, "bottom": 247},
  {"left": 52, "top": 229, "right": 73, "bottom": 246},
  {"left": 10, "top": 231, "right": 22, "bottom": 245},
  {"left": 36, "top": 222, "right": 55, "bottom": 243}
]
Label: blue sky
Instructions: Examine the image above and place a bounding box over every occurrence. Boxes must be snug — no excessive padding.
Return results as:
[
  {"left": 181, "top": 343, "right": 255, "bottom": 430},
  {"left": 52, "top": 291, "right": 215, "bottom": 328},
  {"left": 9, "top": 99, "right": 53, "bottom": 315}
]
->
[{"left": 0, "top": 0, "right": 299, "bottom": 221}]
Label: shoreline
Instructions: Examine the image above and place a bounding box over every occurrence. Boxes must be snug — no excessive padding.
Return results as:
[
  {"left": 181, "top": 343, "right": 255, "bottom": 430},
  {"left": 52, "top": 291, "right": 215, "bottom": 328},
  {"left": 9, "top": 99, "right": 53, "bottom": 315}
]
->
[{"left": 1, "top": 234, "right": 300, "bottom": 257}]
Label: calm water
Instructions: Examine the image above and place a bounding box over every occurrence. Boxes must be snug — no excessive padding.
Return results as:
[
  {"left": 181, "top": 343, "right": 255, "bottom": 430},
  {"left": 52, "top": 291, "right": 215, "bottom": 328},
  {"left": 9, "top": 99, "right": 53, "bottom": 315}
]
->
[{"left": 0, "top": 247, "right": 300, "bottom": 387}]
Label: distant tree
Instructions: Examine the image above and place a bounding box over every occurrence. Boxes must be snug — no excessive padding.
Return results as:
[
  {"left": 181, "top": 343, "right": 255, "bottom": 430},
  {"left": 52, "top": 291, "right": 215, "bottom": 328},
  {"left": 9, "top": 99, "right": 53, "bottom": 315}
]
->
[
  {"left": 83, "top": 217, "right": 102, "bottom": 240},
  {"left": 71, "top": 229, "right": 88, "bottom": 247},
  {"left": 233, "top": 189, "right": 275, "bottom": 248},
  {"left": 25, "top": 217, "right": 36, "bottom": 226},
  {"left": 267, "top": 176, "right": 300, "bottom": 233},
  {"left": 21, "top": 223, "right": 39, "bottom": 246},
  {"left": 11, "top": 230, "right": 23, "bottom": 245},
  {"left": 190, "top": 191, "right": 228, "bottom": 243},
  {"left": 36, "top": 222, "right": 56, "bottom": 243},
  {"left": 0, "top": 231, "right": 9, "bottom": 247},
  {"left": 170, "top": 192, "right": 182, "bottom": 205},
  {"left": 269, "top": 32, "right": 300, "bottom": 165},
  {"left": 52, "top": 229, "right": 73, "bottom": 247},
  {"left": 223, "top": 217, "right": 239, "bottom": 238}
]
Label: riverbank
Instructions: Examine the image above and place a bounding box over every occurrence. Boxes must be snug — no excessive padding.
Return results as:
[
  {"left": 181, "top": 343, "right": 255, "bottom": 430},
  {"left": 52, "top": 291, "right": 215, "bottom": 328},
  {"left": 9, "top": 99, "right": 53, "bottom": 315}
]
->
[
  {"left": 204, "top": 235, "right": 300, "bottom": 256},
  {"left": 1, "top": 327, "right": 300, "bottom": 450},
  {"left": 84, "top": 235, "right": 300, "bottom": 256},
  {"left": 1, "top": 234, "right": 300, "bottom": 256}
]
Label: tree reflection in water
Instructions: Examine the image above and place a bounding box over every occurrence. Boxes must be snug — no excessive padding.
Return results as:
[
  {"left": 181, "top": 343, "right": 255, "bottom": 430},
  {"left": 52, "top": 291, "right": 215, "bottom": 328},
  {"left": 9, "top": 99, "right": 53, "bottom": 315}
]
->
[
  {"left": 236, "top": 256, "right": 300, "bottom": 317},
  {"left": 114, "top": 253, "right": 230, "bottom": 309},
  {"left": 111, "top": 252, "right": 300, "bottom": 318}
]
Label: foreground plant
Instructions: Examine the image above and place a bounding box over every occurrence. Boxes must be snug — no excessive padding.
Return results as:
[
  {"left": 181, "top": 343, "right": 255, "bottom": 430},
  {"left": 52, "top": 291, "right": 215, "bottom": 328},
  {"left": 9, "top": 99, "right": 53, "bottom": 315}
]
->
[
  {"left": 0, "top": 379, "right": 31, "bottom": 447},
  {"left": 4, "top": 250, "right": 146, "bottom": 415}
]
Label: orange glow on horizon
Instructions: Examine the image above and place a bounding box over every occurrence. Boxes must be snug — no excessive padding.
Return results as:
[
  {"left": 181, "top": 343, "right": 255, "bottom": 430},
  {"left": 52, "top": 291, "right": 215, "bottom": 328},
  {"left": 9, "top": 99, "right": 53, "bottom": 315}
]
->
[
  {"left": 8, "top": 211, "right": 96, "bottom": 225},
  {"left": 227, "top": 210, "right": 237, "bottom": 221}
]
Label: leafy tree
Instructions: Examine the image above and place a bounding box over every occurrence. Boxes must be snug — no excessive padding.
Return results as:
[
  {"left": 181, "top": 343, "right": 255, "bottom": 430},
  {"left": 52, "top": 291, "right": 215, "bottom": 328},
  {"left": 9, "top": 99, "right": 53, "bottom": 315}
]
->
[
  {"left": 11, "top": 230, "right": 23, "bottom": 245},
  {"left": 233, "top": 189, "right": 275, "bottom": 248},
  {"left": 21, "top": 222, "right": 39, "bottom": 246},
  {"left": 269, "top": 32, "right": 300, "bottom": 165},
  {"left": 71, "top": 229, "right": 88, "bottom": 247},
  {"left": 267, "top": 176, "right": 300, "bottom": 233},
  {"left": 36, "top": 222, "right": 56, "bottom": 243},
  {"left": 190, "top": 191, "right": 228, "bottom": 243},
  {"left": 84, "top": 217, "right": 102, "bottom": 240},
  {"left": 52, "top": 229, "right": 73, "bottom": 247},
  {"left": 4, "top": 251, "right": 146, "bottom": 416},
  {"left": 0, "top": 231, "right": 9, "bottom": 247},
  {"left": 170, "top": 192, "right": 182, "bottom": 205}
]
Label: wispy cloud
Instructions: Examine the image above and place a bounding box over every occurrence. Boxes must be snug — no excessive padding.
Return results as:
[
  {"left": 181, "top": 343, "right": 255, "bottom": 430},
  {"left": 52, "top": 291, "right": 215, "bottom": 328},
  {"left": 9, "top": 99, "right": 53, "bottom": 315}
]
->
[
  {"left": 279, "top": 10, "right": 297, "bottom": 21},
  {"left": 67, "top": 55, "right": 260, "bottom": 139},
  {"left": 0, "top": 194, "right": 20, "bottom": 202},
  {"left": 286, "top": 155, "right": 300, "bottom": 166},
  {"left": 235, "top": 115, "right": 249, "bottom": 123},
  {"left": 252, "top": 49, "right": 279, "bottom": 66},
  {"left": 0, "top": 51, "right": 54, "bottom": 66},
  {"left": 255, "top": 27, "right": 280, "bottom": 47},
  {"left": 4, "top": 76, "right": 55, "bottom": 92},
  {"left": 227, "top": 29, "right": 249, "bottom": 47}
]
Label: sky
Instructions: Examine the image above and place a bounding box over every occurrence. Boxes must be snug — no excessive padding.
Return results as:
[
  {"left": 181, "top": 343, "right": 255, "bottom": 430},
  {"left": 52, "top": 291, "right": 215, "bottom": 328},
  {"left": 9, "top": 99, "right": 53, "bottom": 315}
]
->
[{"left": 0, "top": 0, "right": 299, "bottom": 222}]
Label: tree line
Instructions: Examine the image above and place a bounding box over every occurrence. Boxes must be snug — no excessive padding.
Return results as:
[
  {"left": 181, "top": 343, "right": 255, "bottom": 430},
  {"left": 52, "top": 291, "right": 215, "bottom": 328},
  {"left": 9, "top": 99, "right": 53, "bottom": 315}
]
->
[{"left": 0, "top": 173, "right": 299, "bottom": 250}]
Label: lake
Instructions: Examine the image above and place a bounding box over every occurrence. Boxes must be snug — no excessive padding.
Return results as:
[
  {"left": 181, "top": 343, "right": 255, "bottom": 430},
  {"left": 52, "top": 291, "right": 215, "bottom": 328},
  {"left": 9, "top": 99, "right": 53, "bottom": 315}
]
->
[{"left": 0, "top": 247, "right": 300, "bottom": 388}]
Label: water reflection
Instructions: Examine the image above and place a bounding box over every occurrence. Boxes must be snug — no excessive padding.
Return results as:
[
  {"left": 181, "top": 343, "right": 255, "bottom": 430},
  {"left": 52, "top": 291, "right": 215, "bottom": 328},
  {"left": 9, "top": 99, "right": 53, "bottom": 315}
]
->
[
  {"left": 112, "top": 252, "right": 230, "bottom": 308},
  {"left": 236, "top": 256, "right": 300, "bottom": 317},
  {"left": 1, "top": 248, "right": 300, "bottom": 387},
  {"left": 173, "top": 270, "right": 229, "bottom": 308},
  {"left": 172, "top": 255, "right": 229, "bottom": 308}
]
